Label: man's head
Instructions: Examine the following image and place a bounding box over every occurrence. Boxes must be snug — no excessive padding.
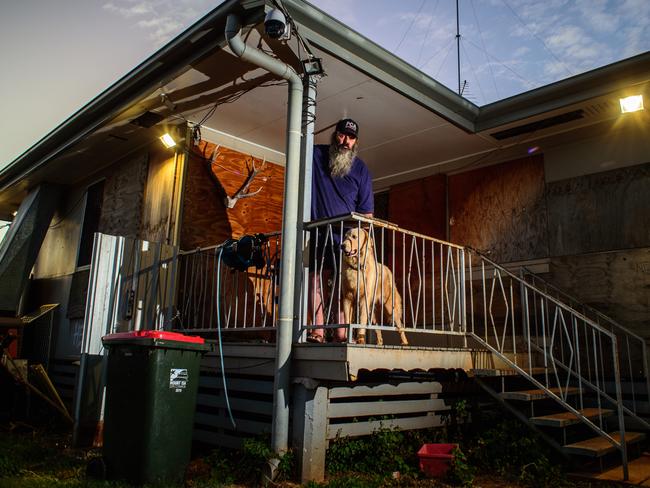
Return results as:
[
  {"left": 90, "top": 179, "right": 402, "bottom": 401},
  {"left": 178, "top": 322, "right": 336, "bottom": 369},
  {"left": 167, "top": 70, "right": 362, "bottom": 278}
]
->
[{"left": 329, "top": 118, "right": 359, "bottom": 177}]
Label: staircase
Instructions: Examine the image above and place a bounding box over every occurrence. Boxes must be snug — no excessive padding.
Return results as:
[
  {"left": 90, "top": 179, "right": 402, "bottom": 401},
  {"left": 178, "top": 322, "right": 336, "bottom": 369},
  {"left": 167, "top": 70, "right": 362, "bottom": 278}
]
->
[{"left": 463, "top": 249, "right": 650, "bottom": 481}]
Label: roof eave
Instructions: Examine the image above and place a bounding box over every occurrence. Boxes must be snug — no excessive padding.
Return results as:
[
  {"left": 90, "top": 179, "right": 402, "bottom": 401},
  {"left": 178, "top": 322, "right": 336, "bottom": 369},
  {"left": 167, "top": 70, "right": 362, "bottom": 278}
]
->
[
  {"left": 283, "top": 0, "right": 479, "bottom": 132},
  {"left": 0, "top": 0, "right": 265, "bottom": 193},
  {"left": 476, "top": 51, "right": 650, "bottom": 131}
]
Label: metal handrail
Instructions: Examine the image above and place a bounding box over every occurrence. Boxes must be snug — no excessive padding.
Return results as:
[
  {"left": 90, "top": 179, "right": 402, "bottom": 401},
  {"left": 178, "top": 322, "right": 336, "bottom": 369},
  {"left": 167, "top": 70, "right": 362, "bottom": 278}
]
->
[
  {"left": 465, "top": 247, "right": 632, "bottom": 479},
  {"left": 520, "top": 266, "right": 650, "bottom": 403}
]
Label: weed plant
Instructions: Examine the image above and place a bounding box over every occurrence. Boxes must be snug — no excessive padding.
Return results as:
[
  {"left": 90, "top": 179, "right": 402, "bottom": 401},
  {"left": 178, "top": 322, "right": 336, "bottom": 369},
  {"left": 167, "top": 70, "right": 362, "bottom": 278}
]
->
[{"left": 465, "top": 418, "right": 565, "bottom": 488}]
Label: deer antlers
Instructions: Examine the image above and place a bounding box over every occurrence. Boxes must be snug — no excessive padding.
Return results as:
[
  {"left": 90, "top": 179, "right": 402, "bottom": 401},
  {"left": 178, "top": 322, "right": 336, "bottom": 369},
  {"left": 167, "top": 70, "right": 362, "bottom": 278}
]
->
[
  {"left": 226, "top": 158, "right": 265, "bottom": 208},
  {"left": 206, "top": 147, "right": 266, "bottom": 209}
]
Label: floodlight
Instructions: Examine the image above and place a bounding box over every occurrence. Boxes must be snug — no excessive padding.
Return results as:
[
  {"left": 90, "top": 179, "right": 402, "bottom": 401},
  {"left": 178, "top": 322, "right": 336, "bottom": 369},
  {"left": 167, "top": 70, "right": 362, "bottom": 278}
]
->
[
  {"left": 619, "top": 95, "right": 644, "bottom": 114},
  {"left": 160, "top": 133, "right": 177, "bottom": 148}
]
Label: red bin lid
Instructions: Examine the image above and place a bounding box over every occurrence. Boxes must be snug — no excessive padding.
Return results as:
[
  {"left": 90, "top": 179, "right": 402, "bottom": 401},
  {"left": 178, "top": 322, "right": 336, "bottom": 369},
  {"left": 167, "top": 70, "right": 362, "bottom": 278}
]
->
[{"left": 102, "top": 330, "right": 205, "bottom": 344}]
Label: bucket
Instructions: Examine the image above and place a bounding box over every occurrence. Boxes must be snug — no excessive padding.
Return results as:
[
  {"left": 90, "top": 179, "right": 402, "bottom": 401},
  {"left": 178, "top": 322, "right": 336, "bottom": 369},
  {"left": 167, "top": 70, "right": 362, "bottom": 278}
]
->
[{"left": 417, "top": 443, "right": 457, "bottom": 478}]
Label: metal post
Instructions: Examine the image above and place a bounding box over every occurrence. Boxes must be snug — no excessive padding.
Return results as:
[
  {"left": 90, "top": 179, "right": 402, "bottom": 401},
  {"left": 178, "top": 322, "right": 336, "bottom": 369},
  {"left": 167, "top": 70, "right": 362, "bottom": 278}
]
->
[
  {"left": 294, "top": 75, "right": 318, "bottom": 342},
  {"left": 612, "top": 336, "right": 629, "bottom": 481},
  {"left": 455, "top": 0, "right": 461, "bottom": 95}
]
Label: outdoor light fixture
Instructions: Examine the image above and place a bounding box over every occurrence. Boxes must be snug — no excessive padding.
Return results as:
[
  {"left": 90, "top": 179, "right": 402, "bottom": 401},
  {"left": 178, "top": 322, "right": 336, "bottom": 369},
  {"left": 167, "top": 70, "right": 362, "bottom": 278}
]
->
[
  {"left": 302, "top": 58, "right": 324, "bottom": 76},
  {"left": 159, "top": 133, "right": 177, "bottom": 148},
  {"left": 619, "top": 95, "right": 644, "bottom": 113},
  {"left": 11, "top": 211, "right": 17, "bottom": 217}
]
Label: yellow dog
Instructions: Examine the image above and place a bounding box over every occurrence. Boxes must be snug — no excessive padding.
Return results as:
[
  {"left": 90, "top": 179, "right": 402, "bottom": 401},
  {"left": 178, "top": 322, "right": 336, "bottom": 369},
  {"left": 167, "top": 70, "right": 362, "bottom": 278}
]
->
[{"left": 340, "top": 227, "right": 408, "bottom": 346}]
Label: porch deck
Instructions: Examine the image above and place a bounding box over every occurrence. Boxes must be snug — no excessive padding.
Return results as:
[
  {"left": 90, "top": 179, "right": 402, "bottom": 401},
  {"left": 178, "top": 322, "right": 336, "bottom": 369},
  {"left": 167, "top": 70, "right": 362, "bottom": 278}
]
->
[{"left": 202, "top": 340, "right": 496, "bottom": 381}]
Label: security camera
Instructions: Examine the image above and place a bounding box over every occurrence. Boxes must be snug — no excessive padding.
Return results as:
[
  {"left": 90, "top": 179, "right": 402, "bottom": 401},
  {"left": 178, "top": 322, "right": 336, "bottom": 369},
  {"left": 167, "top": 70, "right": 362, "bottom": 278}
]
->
[{"left": 264, "top": 8, "right": 287, "bottom": 39}]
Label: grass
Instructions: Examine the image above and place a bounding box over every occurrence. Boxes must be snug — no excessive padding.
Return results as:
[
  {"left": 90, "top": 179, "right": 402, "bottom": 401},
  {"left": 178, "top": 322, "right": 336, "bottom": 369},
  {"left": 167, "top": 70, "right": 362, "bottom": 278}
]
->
[
  {"left": 0, "top": 415, "right": 629, "bottom": 488},
  {"left": 0, "top": 421, "right": 139, "bottom": 488}
]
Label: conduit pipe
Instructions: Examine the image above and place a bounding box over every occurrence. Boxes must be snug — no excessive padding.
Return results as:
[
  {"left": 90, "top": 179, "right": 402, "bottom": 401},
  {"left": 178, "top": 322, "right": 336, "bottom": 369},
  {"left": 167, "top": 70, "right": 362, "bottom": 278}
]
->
[{"left": 225, "top": 14, "right": 303, "bottom": 456}]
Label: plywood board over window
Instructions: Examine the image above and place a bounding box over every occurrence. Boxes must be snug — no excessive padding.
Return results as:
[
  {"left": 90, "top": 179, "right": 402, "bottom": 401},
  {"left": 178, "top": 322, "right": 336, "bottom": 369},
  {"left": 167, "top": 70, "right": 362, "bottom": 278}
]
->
[
  {"left": 448, "top": 155, "right": 549, "bottom": 263},
  {"left": 547, "top": 161, "right": 650, "bottom": 256},
  {"left": 99, "top": 153, "right": 148, "bottom": 238},
  {"left": 181, "top": 140, "right": 284, "bottom": 250},
  {"left": 388, "top": 174, "right": 446, "bottom": 239},
  {"left": 548, "top": 248, "right": 650, "bottom": 336}
]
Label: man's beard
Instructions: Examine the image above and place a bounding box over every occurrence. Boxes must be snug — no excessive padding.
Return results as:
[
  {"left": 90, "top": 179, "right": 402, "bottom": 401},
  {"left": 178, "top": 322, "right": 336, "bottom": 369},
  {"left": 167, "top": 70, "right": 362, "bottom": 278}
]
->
[{"left": 329, "top": 141, "right": 357, "bottom": 178}]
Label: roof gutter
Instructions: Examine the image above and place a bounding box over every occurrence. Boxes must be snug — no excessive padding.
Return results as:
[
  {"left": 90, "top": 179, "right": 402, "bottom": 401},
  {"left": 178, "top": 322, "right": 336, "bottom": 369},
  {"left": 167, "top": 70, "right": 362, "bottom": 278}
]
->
[{"left": 225, "top": 12, "right": 302, "bottom": 462}]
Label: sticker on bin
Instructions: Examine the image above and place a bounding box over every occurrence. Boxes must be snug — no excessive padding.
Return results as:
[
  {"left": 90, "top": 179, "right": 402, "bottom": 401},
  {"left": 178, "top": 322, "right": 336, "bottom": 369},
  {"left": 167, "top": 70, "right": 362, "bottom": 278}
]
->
[{"left": 170, "top": 368, "right": 189, "bottom": 392}]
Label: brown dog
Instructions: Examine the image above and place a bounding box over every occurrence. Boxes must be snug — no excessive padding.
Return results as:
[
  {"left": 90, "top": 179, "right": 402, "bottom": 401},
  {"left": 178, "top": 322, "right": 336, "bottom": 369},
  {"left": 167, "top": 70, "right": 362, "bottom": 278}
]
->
[{"left": 340, "top": 227, "right": 408, "bottom": 345}]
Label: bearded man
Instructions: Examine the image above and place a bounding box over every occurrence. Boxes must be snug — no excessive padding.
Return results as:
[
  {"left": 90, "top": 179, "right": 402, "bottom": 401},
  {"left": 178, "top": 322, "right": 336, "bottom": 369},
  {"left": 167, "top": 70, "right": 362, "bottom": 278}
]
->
[{"left": 307, "top": 118, "right": 374, "bottom": 343}]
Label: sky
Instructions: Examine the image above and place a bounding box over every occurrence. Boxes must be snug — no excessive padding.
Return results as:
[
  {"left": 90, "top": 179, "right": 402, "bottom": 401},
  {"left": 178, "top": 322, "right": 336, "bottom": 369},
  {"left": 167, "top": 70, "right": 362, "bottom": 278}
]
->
[{"left": 1, "top": 0, "right": 649, "bottom": 170}]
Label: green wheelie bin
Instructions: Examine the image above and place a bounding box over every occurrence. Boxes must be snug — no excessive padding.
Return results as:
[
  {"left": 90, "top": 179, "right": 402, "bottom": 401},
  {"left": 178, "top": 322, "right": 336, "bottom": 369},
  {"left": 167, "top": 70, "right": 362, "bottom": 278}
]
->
[{"left": 101, "top": 330, "right": 209, "bottom": 485}]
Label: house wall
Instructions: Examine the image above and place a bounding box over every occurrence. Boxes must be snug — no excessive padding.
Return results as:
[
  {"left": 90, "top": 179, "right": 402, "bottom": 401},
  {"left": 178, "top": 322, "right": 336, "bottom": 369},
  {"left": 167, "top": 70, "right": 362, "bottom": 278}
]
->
[
  {"left": 544, "top": 123, "right": 650, "bottom": 182},
  {"left": 387, "top": 173, "right": 446, "bottom": 240},
  {"left": 544, "top": 133, "right": 650, "bottom": 335},
  {"left": 405, "top": 133, "right": 649, "bottom": 336},
  {"left": 546, "top": 161, "right": 650, "bottom": 255},
  {"left": 180, "top": 140, "right": 285, "bottom": 250},
  {"left": 29, "top": 145, "right": 180, "bottom": 358}
]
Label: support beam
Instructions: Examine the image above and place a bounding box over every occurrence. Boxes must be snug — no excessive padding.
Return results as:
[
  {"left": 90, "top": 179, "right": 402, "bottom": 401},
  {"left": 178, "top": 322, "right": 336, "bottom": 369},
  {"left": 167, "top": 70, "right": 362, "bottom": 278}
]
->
[
  {"left": 0, "top": 184, "right": 61, "bottom": 313},
  {"left": 292, "top": 381, "right": 328, "bottom": 483}
]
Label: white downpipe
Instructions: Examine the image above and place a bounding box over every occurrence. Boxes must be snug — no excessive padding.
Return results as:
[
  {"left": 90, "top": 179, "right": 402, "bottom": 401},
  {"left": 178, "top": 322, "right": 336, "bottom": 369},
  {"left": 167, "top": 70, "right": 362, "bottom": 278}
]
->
[{"left": 225, "top": 14, "right": 303, "bottom": 455}]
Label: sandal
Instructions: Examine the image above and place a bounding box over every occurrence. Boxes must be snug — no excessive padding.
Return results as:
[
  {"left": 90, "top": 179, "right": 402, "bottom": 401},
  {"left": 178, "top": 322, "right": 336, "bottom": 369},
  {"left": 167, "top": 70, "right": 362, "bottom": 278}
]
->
[{"left": 306, "top": 333, "right": 324, "bottom": 343}]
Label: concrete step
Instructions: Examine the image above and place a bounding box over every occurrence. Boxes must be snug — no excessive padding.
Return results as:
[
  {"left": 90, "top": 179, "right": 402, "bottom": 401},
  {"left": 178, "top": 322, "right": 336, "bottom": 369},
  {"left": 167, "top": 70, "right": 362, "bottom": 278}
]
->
[
  {"left": 471, "top": 367, "right": 547, "bottom": 377},
  {"left": 563, "top": 432, "right": 645, "bottom": 457},
  {"left": 531, "top": 408, "right": 614, "bottom": 428},
  {"left": 500, "top": 386, "right": 582, "bottom": 401}
]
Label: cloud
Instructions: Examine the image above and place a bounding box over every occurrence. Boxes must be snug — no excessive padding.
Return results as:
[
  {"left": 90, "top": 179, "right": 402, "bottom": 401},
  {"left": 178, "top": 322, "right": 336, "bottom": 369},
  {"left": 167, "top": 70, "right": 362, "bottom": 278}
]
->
[
  {"left": 103, "top": 1, "right": 153, "bottom": 18},
  {"left": 575, "top": 0, "right": 619, "bottom": 34},
  {"left": 103, "top": 0, "right": 217, "bottom": 46},
  {"left": 513, "top": 46, "right": 530, "bottom": 57},
  {"left": 137, "top": 17, "right": 184, "bottom": 45}
]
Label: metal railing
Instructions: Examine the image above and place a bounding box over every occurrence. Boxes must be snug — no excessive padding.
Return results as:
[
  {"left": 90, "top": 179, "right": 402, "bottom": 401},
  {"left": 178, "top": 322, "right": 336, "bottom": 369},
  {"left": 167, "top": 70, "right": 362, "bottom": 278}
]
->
[
  {"left": 520, "top": 267, "right": 650, "bottom": 414},
  {"left": 302, "top": 214, "right": 467, "bottom": 343},
  {"left": 174, "top": 235, "right": 281, "bottom": 333},
  {"left": 465, "top": 249, "right": 650, "bottom": 479}
]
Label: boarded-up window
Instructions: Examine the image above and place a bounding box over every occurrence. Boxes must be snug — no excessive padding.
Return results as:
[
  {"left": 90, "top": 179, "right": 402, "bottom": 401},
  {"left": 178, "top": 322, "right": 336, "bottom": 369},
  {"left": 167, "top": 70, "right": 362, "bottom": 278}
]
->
[
  {"left": 77, "top": 181, "right": 105, "bottom": 267},
  {"left": 448, "top": 155, "right": 548, "bottom": 262}
]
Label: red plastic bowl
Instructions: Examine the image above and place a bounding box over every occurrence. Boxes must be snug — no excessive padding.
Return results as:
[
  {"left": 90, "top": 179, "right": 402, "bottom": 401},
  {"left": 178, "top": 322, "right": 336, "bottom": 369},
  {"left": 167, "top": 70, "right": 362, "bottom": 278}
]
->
[{"left": 417, "top": 443, "right": 458, "bottom": 478}]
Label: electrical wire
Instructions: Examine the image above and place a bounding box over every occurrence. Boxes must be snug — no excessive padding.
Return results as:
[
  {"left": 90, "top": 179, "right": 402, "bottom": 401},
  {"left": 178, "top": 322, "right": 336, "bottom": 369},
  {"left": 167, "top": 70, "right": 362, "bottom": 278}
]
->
[
  {"left": 419, "top": 37, "right": 455, "bottom": 70},
  {"left": 415, "top": 0, "right": 440, "bottom": 67},
  {"left": 271, "top": 0, "right": 316, "bottom": 60},
  {"left": 463, "top": 37, "right": 532, "bottom": 87},
  {"left": 461, "top": 40, "right": 486, "bottom": 103},
  {"left": 395, "top": 0, "right": 427, "bottom": 53},
  {"left": 216, "top": 246, "right": 237, "bottom": 429},
  {"left": 435, "top": 39, "right": 456, "bottom": 79},
  {"left": 470, "top": 0, "right": 500, "bottom": 100},
  {"left": 501, "top": 0, "right": 573, "bottom": 78}
]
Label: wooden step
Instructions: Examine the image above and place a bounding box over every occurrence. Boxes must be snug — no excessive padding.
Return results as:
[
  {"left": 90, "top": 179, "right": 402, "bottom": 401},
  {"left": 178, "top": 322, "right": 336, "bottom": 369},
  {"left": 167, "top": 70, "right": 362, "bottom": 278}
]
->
[
  {"left": 531, "top": 408, "right": 614, "bottom": 428},
  {"left": 500, "top": 386, "right": 582, "bottom": 401},
  {"left": 471, "top": 367, "right": 547, "bottom": 377},
  {"left": 563, "top": 432, "right": 646, "bottom": 457}
]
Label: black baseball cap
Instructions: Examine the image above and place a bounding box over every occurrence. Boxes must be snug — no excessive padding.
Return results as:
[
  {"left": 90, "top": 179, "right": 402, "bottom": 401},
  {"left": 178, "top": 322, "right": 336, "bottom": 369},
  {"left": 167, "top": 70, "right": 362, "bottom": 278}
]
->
[{"left": 335, "top": 118, "right": 359, "bottom": 138}]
